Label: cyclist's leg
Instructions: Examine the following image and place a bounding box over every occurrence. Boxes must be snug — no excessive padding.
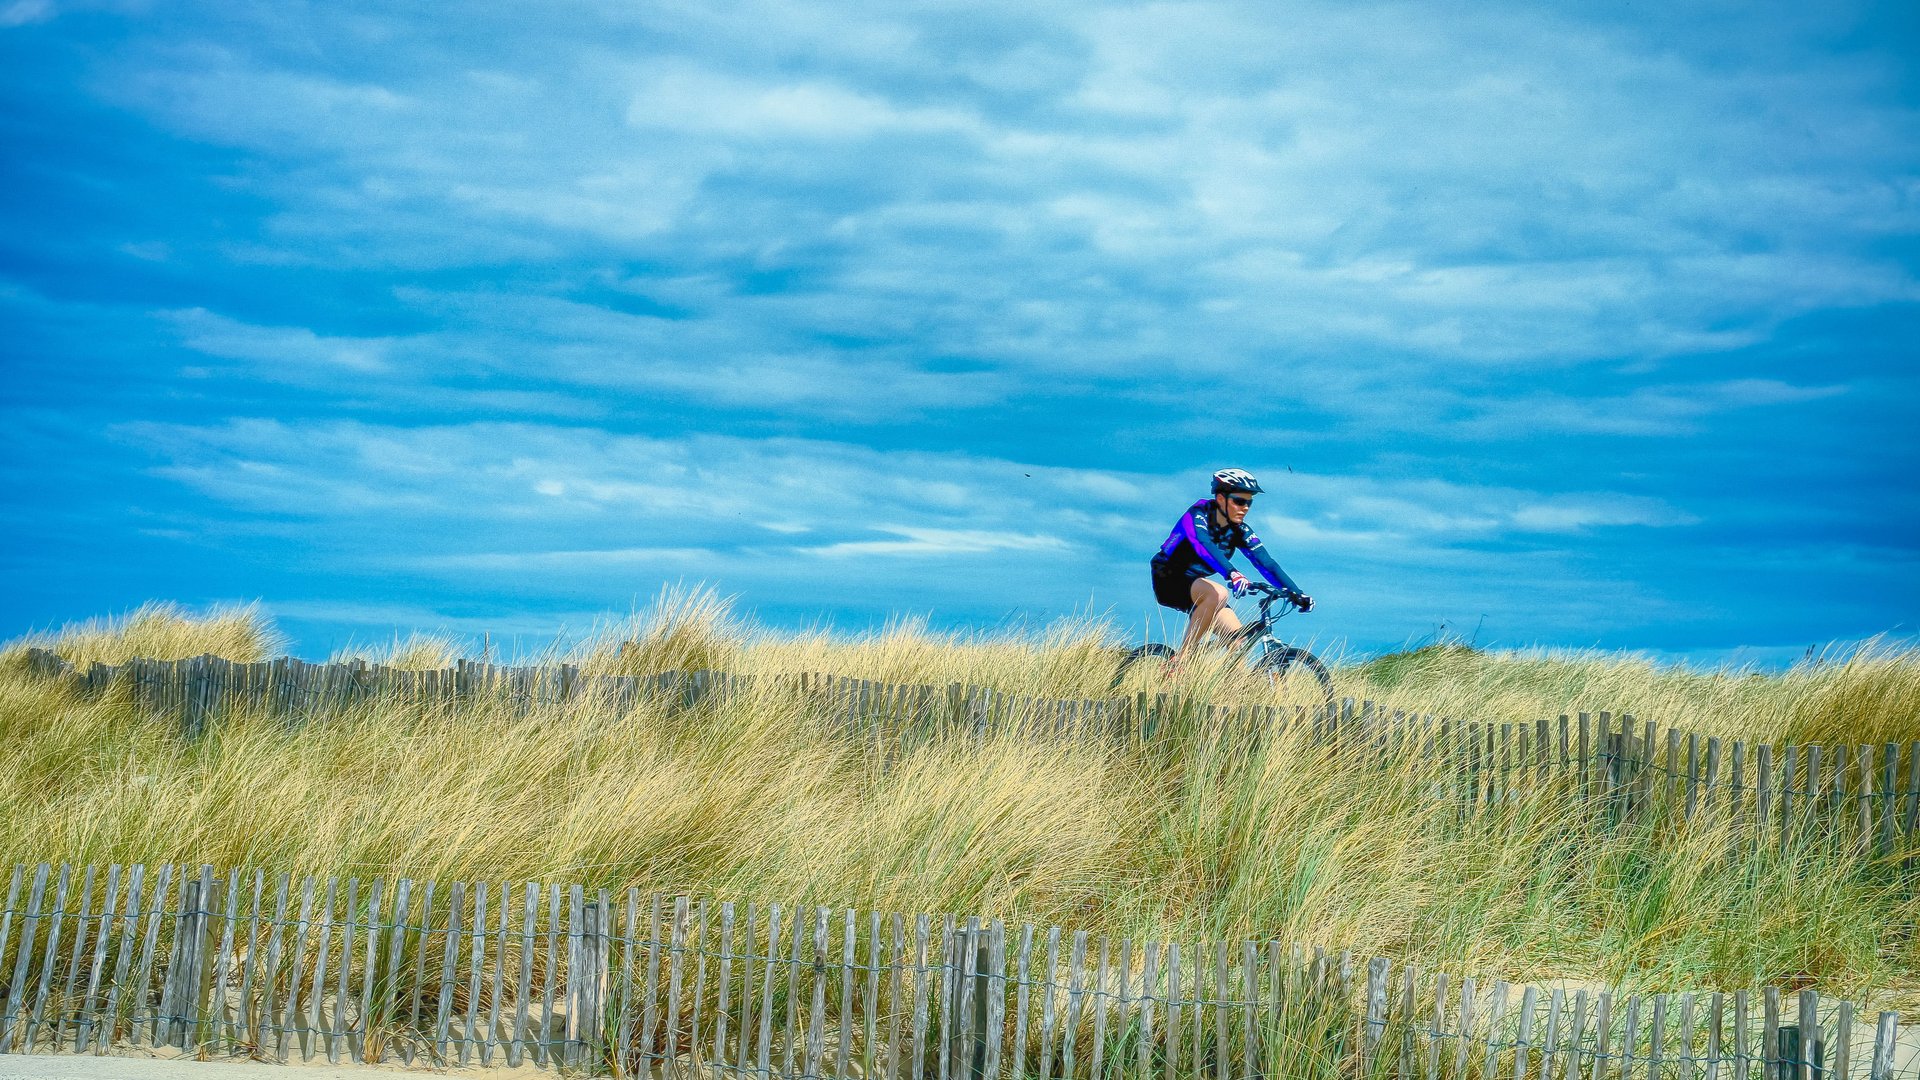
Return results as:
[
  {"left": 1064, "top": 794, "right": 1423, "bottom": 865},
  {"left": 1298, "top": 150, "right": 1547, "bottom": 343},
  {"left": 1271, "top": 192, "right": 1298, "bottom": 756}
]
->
[
  {"left": 1176, "top": 577, "right": 1236, "bottom": 661},
  {"left": 1211, "top": 602, "right": 1244, "bottom": 643}
]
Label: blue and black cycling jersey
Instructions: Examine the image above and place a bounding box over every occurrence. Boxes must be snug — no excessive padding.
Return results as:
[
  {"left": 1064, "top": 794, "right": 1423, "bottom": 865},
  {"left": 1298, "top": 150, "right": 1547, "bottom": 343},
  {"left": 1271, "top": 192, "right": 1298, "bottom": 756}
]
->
[{"left": 1151, "top": 498, "right": 1302, "bottom": 595}]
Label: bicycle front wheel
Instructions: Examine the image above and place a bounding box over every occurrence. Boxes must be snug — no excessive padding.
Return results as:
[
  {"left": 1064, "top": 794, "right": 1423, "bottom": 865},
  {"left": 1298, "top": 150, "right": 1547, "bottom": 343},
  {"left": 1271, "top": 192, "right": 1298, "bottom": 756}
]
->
[{"left": 1256, "top": 645, "right": 1335, "bottom": 712}]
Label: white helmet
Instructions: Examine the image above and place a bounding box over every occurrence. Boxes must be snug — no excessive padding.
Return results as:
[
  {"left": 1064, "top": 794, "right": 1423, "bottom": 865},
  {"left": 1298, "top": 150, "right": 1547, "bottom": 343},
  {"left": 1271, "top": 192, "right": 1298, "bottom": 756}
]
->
[{"left": 1211, "top": 468, "right": 1264, "bottom": 495}]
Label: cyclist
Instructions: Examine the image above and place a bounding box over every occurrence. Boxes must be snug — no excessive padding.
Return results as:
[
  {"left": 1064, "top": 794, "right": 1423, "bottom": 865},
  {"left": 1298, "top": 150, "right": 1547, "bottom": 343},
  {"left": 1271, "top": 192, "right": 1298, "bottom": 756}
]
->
[{"left": 1151, "top": 468, "right": 1314, "bottom": 666}]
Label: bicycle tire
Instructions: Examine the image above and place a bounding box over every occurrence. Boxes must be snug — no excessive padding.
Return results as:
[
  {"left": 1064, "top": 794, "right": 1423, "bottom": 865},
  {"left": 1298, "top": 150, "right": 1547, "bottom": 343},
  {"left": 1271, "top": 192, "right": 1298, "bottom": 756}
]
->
[
  {"left": 1111, "top": 643, "right": 1176, "bottom": 690},
  {"left": 1255, "top": 645, "right": 1336, "bottom": 713}
]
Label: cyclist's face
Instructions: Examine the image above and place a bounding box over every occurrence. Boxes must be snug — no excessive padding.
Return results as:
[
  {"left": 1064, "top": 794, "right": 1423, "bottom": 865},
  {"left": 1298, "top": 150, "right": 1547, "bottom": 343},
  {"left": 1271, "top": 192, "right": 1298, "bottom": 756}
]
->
[{"left": 1217, "top": 493, "right": 1252, "bottom": 522}]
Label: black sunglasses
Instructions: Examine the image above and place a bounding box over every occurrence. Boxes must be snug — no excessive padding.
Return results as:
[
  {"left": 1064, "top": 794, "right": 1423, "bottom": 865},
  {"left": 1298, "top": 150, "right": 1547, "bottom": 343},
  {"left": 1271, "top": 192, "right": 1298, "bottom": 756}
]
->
[{"left": 1227, "top": 495, "right": 1254, "bottom": 507}]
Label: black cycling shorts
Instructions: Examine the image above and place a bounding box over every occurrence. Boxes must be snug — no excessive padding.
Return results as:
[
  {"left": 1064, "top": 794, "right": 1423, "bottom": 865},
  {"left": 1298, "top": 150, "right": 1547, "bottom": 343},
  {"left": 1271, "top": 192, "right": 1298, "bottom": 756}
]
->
[{"left": 1151, "top": 564, "right": 1206, "bottom": 612}]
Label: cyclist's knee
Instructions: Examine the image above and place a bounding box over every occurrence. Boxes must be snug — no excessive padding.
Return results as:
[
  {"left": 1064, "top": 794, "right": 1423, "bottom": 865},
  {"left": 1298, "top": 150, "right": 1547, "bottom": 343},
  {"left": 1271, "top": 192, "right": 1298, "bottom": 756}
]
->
[{"left": 1190, "top": 578, "right": 1227, "bottom": 608}]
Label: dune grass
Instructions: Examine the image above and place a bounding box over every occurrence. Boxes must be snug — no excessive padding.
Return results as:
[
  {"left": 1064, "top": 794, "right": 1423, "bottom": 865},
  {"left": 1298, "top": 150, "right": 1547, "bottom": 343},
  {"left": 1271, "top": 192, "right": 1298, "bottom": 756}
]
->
[{"left": 2, "top": 596, "right": 1915, "bottom": 1012}]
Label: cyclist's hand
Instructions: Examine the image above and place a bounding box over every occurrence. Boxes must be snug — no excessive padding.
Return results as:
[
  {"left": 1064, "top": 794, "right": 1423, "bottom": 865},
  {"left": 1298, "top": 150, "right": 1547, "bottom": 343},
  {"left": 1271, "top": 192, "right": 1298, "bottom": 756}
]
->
[
  {"left": 1226, "top": 573, "right": 1250, "bottom": 598},
  {"left": 1290, "top": 592, "right": 1315, "bottom": 612}
]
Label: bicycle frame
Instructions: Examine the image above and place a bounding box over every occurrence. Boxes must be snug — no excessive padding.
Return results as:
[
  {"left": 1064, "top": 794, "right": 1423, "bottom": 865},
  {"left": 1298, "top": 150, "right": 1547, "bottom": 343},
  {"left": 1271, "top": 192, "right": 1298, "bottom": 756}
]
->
[{"left": 1222, "top": 586, "right": 1296, "bottom": 658}]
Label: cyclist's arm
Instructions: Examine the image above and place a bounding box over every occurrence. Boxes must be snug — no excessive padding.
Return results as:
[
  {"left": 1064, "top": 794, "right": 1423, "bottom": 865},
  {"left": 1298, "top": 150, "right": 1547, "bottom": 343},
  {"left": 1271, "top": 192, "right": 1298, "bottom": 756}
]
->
[
  {"left": 1178, "top": 504, "right": 1241, "bottom": 580},
  {"left": 1242, "top": 528, "right": 1304, "bottom": 595}
]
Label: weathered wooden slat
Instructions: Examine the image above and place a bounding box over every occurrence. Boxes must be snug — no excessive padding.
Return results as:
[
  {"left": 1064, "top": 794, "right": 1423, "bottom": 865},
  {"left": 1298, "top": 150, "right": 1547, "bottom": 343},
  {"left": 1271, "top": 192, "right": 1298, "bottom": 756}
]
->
[
  {"left": 1, "top": 863, "right": 51, "bottom": 1054},
  {"left": 1880, "top": 744, "right": 1902, "bottom": 853},
  {"left": 1565, "top": 989, "right": 1590, "bottom": 1080},
  {"left": 574, "top": 890, "right": 610, "bottom": 1072},
  {"left": 1038, "top": 925, "right": 1063, "bottom": 1080},
  {"left": 24, "top": 863, "right": 74, "bottom": 1053},
  {"left": 1700, "top": 992, "right": 1726, "bottom": 1080},
  {"left": 691, "top": 899, "right": 710, "bottom": 1071},
  {"left": 179, "top": 866, "right": 217, "bottom": 1051},
  {"left": 1763, "top": 988, "right": 1782, "bottom": 1080},
  {"left": 0, "top": 866, "right": 23, "bottom": 1047},
  {"left": 639, "top": 894, "right": 664, "bottom": 1072},
  {"left": 244, "top": 871, "right": 284, "bottom": 1057},
  {"left": 1675, "top": 993, "right": 1697, "bottom": 1080},
  {"left": 935, "top": 914, "right": 955, "bottom": 1080},
  {"left": 1427, "top": 971, "right": 1450, "bottom": 1080},
  {"left": 1162, "top": 940, "right": 1186, "bottom": 1080},
  {"left": 836, "top": 908, "right": 855, "bottom": 1080},
  {"left": 1589, "top": 992, "right": 1613, "bottom": 1080},
  {"left": 1734, "top": 989, "right": 1751, "bottom": 1080},
  {"left": 1453, "top": 976, "right": 1477, "bottom": 1079},
  {"left": 324, "top": 877, "right": 357, "bottom": 1062},
  {"left": 1756, "top": 745, "right": 1777, "bottom": 853},
  {"left": 756, "top": 904, "right": 783, "bottom": 1080},
  {"left": 1623, "top": 993, "right": 1648, "bottom": 1080},
  {"left": 984, "top": 921, "right": 1007, "bottom": 1080},
  {"left": 1363, "top": 956, "right": 1389, "bottom": 1076},
  {"left": 1211, "top": 939, "right": 1230, "bottom": 1080},
  {"left": 1514, "top": 985, "right": 1539, "bottom": 1080},
  {"left": 1483, "top": 980, "right": 1511, "bottom": 1079},
  {"left": 1540, "top": 987, "right": 1564, "bottom": 1080},
  {"left": 717, "top": 901, "right": 738, "bottom": 1069},
  {"left": 512, "top": 882, "right": 537, "bottom": 1067},
  {"left": 76, "top": 866, "right": 123, "bottom": 1052},
  {"left": 55, "top": 866, "right": 96, "bottom": 1049},
  {"left": 539, "top": 883, "right": 561, "bottom": 1066},
  {"left": 1646, "top": 993, "right": 1667, "bottom": 1080},
  {"left": 1797, "top": 989, "right": 1819, "bottom": 1080},
  {"left": 732, "top": 902, "right": 756, "bottom": 1078},
  {"left": 1856, "top": 746, "right": 1876, "bottom": 853},
  {"left": 615, "top": 890, "right": 641, "bottom": 1076},
  {"left": 303, "top": 876, "right": 338, "bottom": 1062},
  {"left": 887, "top": 913, "right": 906, "bottom": 1080},
  {"left": 369, "top": 877, "right": 409, "bottom": 1064},
  {"left": 1138, "top": 942, "right": 1161, "bottom": 1080},
  {"left": 665, "top": 894, "right": 690, "bottom": 1074},
  {"left": 461, "top": 880, "right": 487, "bottom": 1066},
  {"left": 271, "top": 873, "right": 313, "bottom": 1061},
  {"left": 1060, "top": 930, "right": 1088, "bottom": 1079},
  {"left": 1247, "top": 941, "right": 1265, "bottom": 1080},
  {"left": 1834, "top": 1000, "right": 1853, "bottom": 1080},
  {"left": 353, "top": 877, "right": 384, "bottom": 1063},
  {"left": 1870, "top": 1012, "right": 1899, "bottom": 1080},
  {"left": 910, "top": 913, "right": 931, "bottom": 1080},
  {"left": 1902, "top": 742, "right": 1920, "bottom": 845},
  {"left": 401, "top": 880, "right": 436, "bottom": 1065}
]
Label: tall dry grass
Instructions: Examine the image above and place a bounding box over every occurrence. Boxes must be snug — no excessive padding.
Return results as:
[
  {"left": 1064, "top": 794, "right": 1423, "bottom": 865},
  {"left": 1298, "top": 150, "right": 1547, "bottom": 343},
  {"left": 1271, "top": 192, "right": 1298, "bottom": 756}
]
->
[
  {"left": 5, "top": 601, "right": 284, "bottom": 668},
  {"left": 1, "top": 596, "right": 1914, "bottom": 1011}
]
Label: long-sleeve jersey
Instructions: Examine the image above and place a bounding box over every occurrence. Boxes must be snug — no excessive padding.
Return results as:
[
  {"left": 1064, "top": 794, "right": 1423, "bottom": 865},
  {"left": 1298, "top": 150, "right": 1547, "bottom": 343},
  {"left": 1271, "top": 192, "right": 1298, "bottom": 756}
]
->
[{"left": 1152, "top": 498, "right": 1302, "bottom": 594}]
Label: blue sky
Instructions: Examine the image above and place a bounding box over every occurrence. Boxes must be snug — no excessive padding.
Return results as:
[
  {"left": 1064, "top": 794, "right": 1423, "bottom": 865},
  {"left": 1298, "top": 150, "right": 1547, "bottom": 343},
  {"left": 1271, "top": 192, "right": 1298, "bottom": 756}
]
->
[{"left": 2, "top": 0, "right": 1916, "bottom": 662}]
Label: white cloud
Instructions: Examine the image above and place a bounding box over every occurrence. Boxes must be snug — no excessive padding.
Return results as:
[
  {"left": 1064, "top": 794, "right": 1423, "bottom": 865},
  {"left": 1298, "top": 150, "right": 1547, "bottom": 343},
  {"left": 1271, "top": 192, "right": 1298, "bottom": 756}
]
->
[
  {"left": 0, "top": 0, "right": 53, "bottom": 28},
  {"left": 802, "top": 526, "right": 1068, "bottom": 558},
  {"left": 115, "top": 418, "right": 1699, "bottom": 574},
  {"left": 627, "top": 67, "right": 980, "bottom": 141},
  {"left": 164, "top": 308, "right": 392, "bottom": 373}
]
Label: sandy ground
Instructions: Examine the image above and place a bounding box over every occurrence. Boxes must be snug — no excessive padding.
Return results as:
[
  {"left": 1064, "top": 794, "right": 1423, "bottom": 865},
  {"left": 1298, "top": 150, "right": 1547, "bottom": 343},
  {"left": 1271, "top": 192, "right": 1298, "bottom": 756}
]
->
[{"left": 0, "top": 1046, "right": 546, "bottom": 1080}]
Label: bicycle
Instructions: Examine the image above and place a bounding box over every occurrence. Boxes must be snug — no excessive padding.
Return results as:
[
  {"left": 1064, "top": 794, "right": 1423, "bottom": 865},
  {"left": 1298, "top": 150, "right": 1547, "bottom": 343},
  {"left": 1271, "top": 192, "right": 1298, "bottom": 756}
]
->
[{"left": 1112, "top": 582, "right": 1335, "bottom": 709}]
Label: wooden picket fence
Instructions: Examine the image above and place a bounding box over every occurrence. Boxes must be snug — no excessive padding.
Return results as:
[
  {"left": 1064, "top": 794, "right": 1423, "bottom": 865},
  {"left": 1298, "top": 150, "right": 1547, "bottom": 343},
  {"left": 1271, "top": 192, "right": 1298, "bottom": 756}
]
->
[
  {"left": 17, "top": 648, "right": 1920, "bottom": 854},
  {"left": 0, "top": 860, "right": 1908, "bottom": 1078}
]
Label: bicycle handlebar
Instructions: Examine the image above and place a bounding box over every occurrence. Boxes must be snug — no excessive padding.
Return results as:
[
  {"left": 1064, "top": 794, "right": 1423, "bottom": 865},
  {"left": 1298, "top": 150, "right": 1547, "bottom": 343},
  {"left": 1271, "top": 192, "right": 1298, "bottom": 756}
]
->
[{"left": 1242, "top": 581, "right": 1304, "bottom": 610}]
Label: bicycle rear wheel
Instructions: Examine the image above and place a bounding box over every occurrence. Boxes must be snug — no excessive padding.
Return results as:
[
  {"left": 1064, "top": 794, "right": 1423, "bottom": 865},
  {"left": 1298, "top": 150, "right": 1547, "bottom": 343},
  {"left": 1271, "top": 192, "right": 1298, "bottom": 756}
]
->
[
  {"left": 1111, "top": 643, "right": 1176, "bottom": 690},
  {"left": 1256, "top": 645, "right": 1335, "bottom": 713}
]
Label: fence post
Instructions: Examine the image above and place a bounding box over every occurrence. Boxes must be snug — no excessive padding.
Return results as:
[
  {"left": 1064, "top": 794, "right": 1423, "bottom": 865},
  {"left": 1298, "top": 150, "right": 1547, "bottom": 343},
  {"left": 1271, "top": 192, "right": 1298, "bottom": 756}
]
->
[
  {"left": 1870, "top": 1012, "right": 1899, "bottom": 1080},
  {"left": 1363, "top": 957, "right": 1389, "bottom": 1076},
  {"left": 943, "top": 923, "right": 992, "bottom": 1079},
  {"left": 569, "top": 901, "right": 608, "bottom": 1070},
  {"left": 1792, "top": 990, "right": 1821, "bottom": 1080},
  {"left": 165, "top": 869, "right": 213, "bottom": 1049}
]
